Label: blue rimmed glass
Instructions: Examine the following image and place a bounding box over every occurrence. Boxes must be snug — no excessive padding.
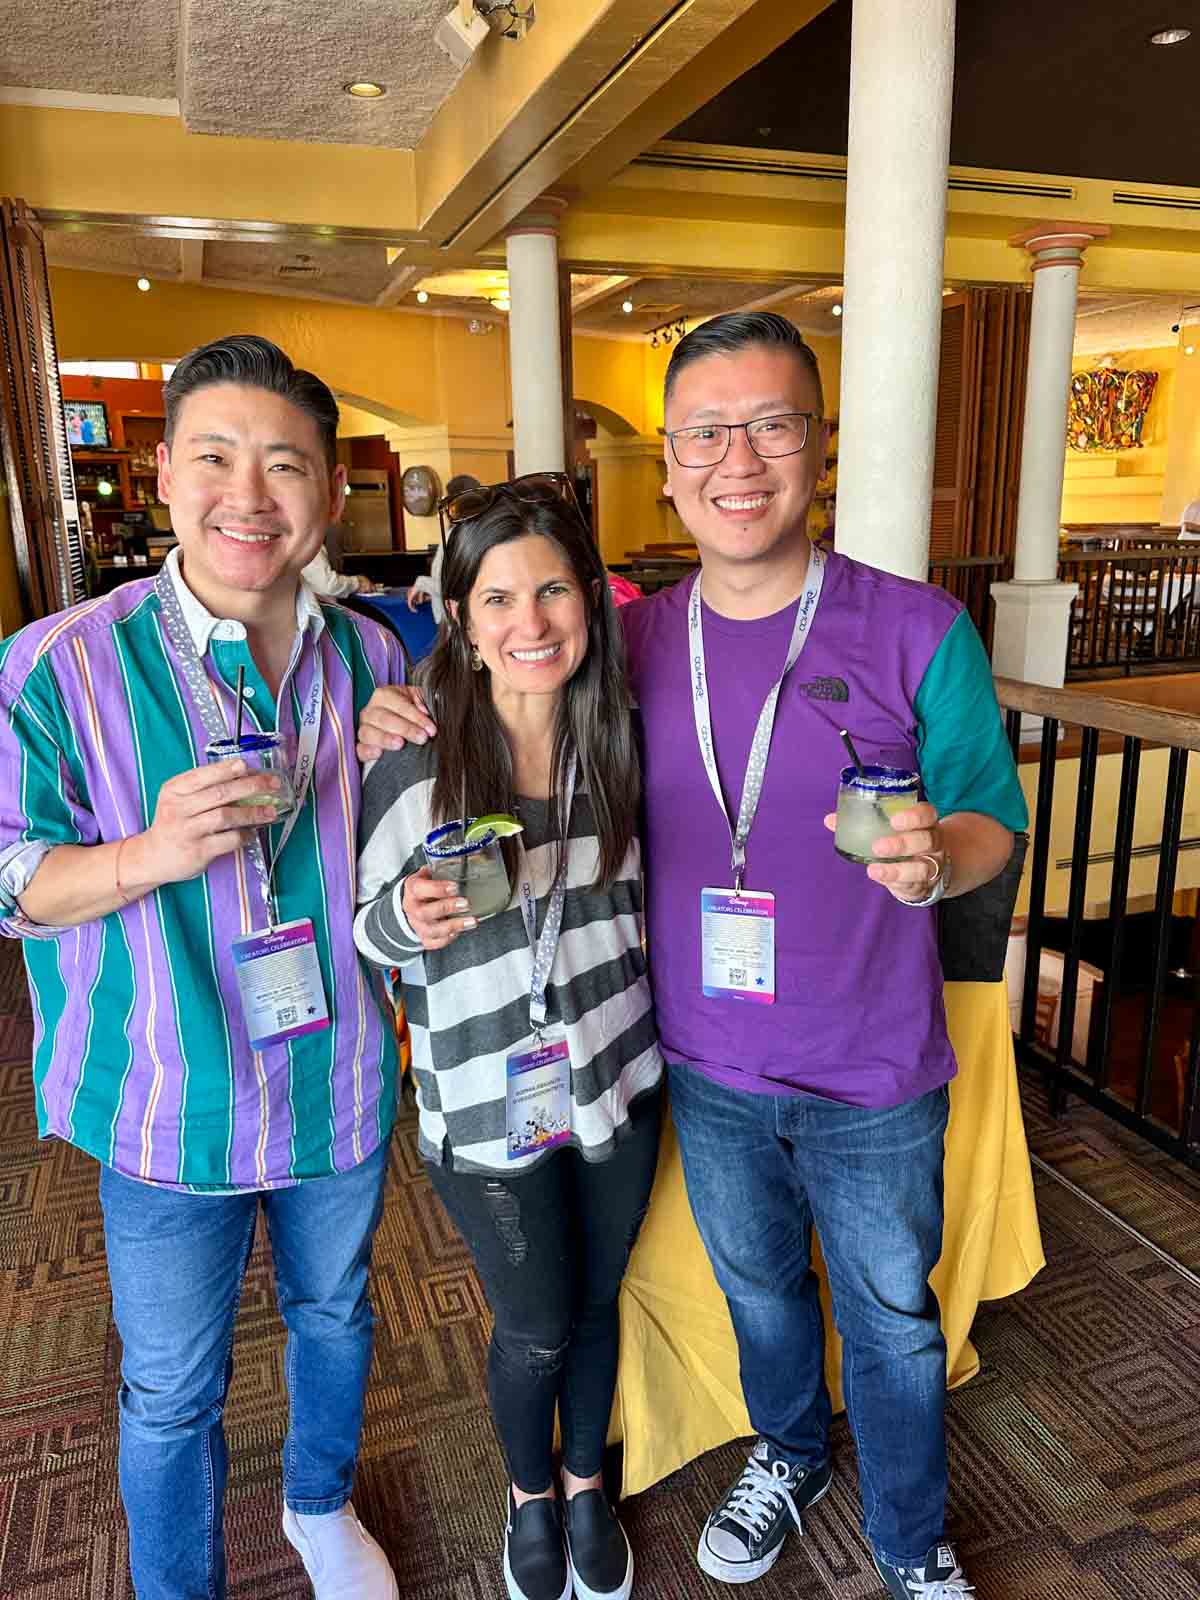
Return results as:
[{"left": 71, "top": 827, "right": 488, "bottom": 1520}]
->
[
  {"left": 204, "top": 731, "right": 296, "bottom": 819},
  {"left": 833, "top": 764, "right": 920, "bottom": 865},
  {"left": 422, "top": 820, "right": 512, "bottom": 919}
]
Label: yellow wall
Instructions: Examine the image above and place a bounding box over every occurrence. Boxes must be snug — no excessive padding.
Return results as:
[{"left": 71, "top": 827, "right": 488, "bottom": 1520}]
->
[
  {"left": 1162, "top": 343, "right": 1200, "bottom": 522},
  {"left": 1060, "top": 346, "right": 1174, "bottom": 525}
]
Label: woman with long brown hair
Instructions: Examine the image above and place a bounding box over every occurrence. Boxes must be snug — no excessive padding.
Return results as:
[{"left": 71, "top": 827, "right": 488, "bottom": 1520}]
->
[{"left": 355, "top": 476, "right": 662, "bottom": 1600}]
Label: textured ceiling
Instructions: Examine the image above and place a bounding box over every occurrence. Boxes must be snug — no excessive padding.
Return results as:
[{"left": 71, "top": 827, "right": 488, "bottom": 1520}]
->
[
  {"left": 1073, "top": 291, "right": 1193, "bottom": 357},
  {"left": 674, "top": 0, "right": 1200, "bottom": 190},
  {"left": 576, "top": 276, "right": 804, "bottom": 334},
  {"left": 44, "top": 228, "right": 184, "bottom": 277},
  {"left": 179, "top": 0, "right": 462, "bottom": 146},
  {"left": 204, "top": 240, "right": 394, "bottom": 302},
  {"left": 0, "top": 2, "right": 176, "bottom": 98},
  {"left": 2, "top": 0, "right": 465, "bottom": 147}
]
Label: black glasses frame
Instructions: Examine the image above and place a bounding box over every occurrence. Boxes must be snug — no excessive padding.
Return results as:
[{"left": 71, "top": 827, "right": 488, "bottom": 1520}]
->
[
  {"left": 436, "top": 471, "right": 584, "bottom": 547},
  {"left": 664, "top": 411, "right": 821, "bottom": 468}
]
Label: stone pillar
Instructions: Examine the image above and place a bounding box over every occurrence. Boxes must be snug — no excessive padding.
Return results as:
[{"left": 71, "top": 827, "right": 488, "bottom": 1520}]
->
[
  {"left": 505, "top": 197, "right": 568, "bottom": 476},
  {"left": 835, "top": 0, "right": 955, "bottom": 580},
  {"left": 991, "top": 223, "right": 1109, "bottom": 685}
]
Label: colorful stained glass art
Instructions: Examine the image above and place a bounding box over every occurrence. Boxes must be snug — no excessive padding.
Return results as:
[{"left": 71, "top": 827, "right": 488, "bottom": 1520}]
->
[{"left": 1067, "top": 368, "right": 1158, "bottom": 451}]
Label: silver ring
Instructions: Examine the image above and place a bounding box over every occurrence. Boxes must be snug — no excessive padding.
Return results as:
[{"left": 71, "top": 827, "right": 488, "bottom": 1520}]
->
[{"left": 914, "top": 852, "right": 941, "bottom": 887}]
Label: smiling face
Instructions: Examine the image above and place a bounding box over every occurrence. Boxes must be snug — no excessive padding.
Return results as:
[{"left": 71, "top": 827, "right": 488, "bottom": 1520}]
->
[
  {"left": 459, "top": 534, "right": 592, "bottom": 708},
  {"left": 663, "top": 344, "right": 827, "bottom": 575},
  {"left": 156, "top": 382, "right": 345, "bottom": 617}
]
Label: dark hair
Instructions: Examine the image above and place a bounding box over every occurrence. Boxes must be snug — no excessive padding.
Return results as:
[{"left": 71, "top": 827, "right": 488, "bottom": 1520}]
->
[
  {"left": 664, "top": 311, "right": 824, "bottom": 414},
  {"left": 420, "top": 495, "right": 638, "bottom": 890},
  {"left": 445, "top": 473, "right": 481, "bottom": 499},
  {"left": 163, "top": 335, "right": 339, "bottom": 468}
]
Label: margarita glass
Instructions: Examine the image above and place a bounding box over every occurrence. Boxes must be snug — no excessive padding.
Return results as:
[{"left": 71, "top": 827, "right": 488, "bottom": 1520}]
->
[
  {"left": 423, "top": 821, "right": 512, "bottom": 919},
  {"left": 205, "top": 732, "right": 296, "bottom": 819},
  {"left": 834, "top": 764, "right": 920, "bottom": 865}
]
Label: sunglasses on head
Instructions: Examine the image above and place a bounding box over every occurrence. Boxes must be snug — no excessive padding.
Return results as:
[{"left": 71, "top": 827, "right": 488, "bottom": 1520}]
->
[{"left": 436, "top": 472, "right": 584, "bottom": 545}]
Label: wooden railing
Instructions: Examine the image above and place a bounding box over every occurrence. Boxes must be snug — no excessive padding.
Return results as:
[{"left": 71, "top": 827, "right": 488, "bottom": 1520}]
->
[
  {"left": 1060, "top": 544, "right": 1200, "bottom": 676},
  {"left": 997, "top": 677, "right": 1200, "bottom": 1163}
]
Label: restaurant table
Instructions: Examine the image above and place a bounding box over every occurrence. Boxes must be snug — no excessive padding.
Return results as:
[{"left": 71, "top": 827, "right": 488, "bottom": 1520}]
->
[
  {"left": 612, "top": 980, "right": 1045, "bottom": 1495},
  {"left": 357, "top": 588, "right": 439, "bottom": 662}
]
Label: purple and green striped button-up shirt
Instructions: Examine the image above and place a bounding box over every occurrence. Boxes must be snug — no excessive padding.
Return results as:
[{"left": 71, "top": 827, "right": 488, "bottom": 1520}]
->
[{"left": 0, "top": 555, "right": 403, "bottom": 1191}]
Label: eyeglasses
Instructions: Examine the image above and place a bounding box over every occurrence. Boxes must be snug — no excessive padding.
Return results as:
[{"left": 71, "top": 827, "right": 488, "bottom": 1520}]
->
[
  {"left": 665, "top": 412, "right": 820, "bottom": 469},
  {"left": 437, "top": 471, "right": 583, "bottom": 545}
]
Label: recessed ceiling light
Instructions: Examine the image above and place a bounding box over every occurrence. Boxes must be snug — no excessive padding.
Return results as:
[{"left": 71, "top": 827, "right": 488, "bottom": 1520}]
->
[
  {"left": 136, "top": 277, "right": 150, "bottom": 292},
  {"left": 1149, "top": 26, "right": 1190, "bottom": 44},
  {"left": 416, "top": 289, "right": 429, "bottom": 304},
  {"left": 831, "top": 304, "right": 843, "bottom": 317},
  {"left": 493, "top": 295, "right": 511, "bottom": 312},
  {"left": 621, "top": 299, "right": 634, "bottom": 314},
  {"left": 344, "top": 80, "right": 387, "bottom": 98},
  {"left": 1187, "top": 345, "right": 1197, "bottom": 356}
]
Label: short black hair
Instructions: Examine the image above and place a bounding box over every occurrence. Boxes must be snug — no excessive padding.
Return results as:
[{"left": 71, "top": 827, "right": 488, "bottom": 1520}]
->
[
  {"left": 163, "top": 335, "right": 339, "bottom": 468},
  {"left": 665, "top": 311, "right": 824, "bottom": 415}
]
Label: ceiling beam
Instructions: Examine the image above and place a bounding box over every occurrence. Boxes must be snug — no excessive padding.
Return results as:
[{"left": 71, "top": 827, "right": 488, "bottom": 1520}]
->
[
  {"left": 178, "top": 239, "right": 205, "bottom": 282},
  {"left": 374, "top": 262, "right": 426, "bottom": 309},
  {"left": 0, "top": 105, "right": 423, "bottom": 235},
  {"left": 570, "top": 274, "right": 636, "bottom": 312},
  {"left": 413, "top": 0, "right": 826, "bottom": 255}
]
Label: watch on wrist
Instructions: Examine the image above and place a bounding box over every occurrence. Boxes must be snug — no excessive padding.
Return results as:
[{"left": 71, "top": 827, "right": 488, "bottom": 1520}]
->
[{"left": 901, "top": 852, "right": 951, "bottom": 908}]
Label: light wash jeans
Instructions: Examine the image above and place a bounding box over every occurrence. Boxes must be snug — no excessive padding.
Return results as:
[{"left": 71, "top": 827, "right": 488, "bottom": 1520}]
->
[{"left": 99, "top": 1140, "right": 389, "bottom": 1600}]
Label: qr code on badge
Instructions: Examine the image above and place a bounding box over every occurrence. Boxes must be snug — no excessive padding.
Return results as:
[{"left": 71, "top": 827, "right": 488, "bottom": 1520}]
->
[
  {"left": 728, "top": 967, "right": 747, "bottom": 987},
  {"left": 276, "top": 1006, "right": 297, "bottom": 1026}
]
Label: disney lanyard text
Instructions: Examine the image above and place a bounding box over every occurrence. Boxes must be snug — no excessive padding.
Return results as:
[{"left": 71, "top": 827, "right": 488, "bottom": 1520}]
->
[
  {"left": 687, "top": 544, "right": 825, "bottom": 893},
  {"left": 516, "top": 754, "right": 577, "bottom": 1040},
  {"left": 155, "top": 569, "right": 323, "bottom": 927}
]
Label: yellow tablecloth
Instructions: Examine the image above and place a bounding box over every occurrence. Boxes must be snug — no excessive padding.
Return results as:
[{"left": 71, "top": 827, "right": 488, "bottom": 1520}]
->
[{"left": 613, "top": 981, "right": 1046, "bottom": 1496}]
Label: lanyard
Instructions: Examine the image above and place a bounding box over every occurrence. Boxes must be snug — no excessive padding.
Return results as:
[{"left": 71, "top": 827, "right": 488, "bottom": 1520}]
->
[
  {"left": 687, "top": 544, "right": 825, "bottom": 892},
  {"left": 516, "top": 755, "right": 577, "bottom": 1037},
  {"left": 155, "top": 569, "right": 324, "bottom": 925}
]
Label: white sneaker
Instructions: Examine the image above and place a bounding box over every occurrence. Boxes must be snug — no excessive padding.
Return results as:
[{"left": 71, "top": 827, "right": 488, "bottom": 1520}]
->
[{"left": 283, "top": 1502, "right": 399, "bottom": 1600}]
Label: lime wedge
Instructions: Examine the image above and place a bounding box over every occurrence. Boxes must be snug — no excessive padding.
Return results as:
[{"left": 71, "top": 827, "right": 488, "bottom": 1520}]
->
[{"left": 464, "top": 812, "right": 524, "bottom": 843}]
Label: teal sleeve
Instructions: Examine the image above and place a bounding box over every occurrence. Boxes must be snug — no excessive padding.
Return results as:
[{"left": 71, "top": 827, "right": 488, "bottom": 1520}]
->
[{"left": 914, "top": 610, "right": 1028, "bottom": 832}]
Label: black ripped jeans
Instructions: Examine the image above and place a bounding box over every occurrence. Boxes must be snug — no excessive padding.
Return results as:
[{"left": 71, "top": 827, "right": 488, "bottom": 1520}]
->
[{"left": 426, "top": 1089, "right": 662, "bottom": 1493}]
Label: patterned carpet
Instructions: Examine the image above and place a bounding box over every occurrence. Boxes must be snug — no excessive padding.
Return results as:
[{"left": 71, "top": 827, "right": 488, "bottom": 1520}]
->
[{"left": 2, "top": 936, "right": 1200, "bottom": 1598}]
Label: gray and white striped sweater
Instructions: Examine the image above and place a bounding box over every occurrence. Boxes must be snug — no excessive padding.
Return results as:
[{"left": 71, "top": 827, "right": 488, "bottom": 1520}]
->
[{"left": 354, "top": 742, "right": 663, "bottom": 1174}]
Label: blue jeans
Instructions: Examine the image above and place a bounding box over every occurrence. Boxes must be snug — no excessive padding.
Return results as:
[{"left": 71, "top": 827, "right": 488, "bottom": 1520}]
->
[
  {"left": 668, "top": 1063, "right": 949, "bottom": 1569},
  {"left": 98, "top": 1140, "right": 390, "bottom": 1600}
]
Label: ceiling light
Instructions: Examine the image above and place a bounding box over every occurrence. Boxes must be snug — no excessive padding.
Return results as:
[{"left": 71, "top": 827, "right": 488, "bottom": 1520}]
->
[
  {"left": 1187, "top": 345, "right": 1197, "bottom": 356},
  {"left": 621, "top": 300, "right": 634, "bottom": 314},
  {"left": 1149, "top": 27, "right": 1190, "bottom": 44},
  {"left": 493, "top": 294, "right": 511, "bottom": 312},
  {"left": 416, "top": 289, "right": 429, "bottom": 304},
  {"left": 344, "top": 80, "right": 387, "bottom": 97},
  {"left": 831, "top": 304, "right": 843, "bottom": 317},
  {"left": 136, "top": 277, "right": 150, "bottom": 292}
]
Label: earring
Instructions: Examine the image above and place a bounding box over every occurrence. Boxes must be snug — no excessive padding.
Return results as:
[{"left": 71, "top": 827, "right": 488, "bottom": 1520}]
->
[{"left": 470, "top": 645, "right": 483, "bottom": 673}]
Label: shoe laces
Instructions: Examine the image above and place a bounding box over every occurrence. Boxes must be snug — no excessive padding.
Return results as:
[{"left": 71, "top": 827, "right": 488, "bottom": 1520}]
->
[
  {"left": 716, "top": 1457, "right": 804, "bottom": 1539},
  {"left": 902, "top": 1566, "right": 975, "bottom": 1598}
]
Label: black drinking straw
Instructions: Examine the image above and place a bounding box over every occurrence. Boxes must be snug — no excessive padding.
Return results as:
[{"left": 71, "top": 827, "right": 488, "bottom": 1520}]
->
[
  {"left": 839, "top": 728, "right": 865, "bottom": 776},
  {"left": 234, "top": 665, "right": 246, "bottom": 745}
]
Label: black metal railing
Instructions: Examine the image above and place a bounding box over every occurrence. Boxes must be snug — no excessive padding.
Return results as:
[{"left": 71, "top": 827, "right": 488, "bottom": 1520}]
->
[
  {"left": 1060, "top": 543, "right": 1200, "bottom": 676},
  {"left": 928, "top": 555, "right": 1010, "bottom": 653},
  {"left": 998, "top": 677, "right": 1200, "bottom": 1163}
]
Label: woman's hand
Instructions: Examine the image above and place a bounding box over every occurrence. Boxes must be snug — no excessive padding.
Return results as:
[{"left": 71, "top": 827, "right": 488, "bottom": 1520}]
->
[
  {"left": 401, "top": 866, "right": 477, "bottom": 949},
  {"left": 357, "top": 685, "right": 438, "bottom": 762},
  {"left": 823, "top": 801, "right": 947, "bottom": 904}
]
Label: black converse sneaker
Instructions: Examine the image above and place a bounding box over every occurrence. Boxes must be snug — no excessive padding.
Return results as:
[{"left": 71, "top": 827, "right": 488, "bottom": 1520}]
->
[
  {"left": 696, "top": 1439, "right": 833, "bottom": 1583},
  {"left": 563, "top": 1489, "right": 634, "bottom": 1600},
  {"left": 873, "top": 1540, "right": 976, "bottom": 1598},
  {"left": 502, "top": 1491, "right": 571, "bottom": 1600}
]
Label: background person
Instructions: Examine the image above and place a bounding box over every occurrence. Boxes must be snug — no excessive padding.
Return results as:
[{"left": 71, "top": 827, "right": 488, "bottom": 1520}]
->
[{"left": 355, "top": 478, "right": 662, "bottom": 1600}]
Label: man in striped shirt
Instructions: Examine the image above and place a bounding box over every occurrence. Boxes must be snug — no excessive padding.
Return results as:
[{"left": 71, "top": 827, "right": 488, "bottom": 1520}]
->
[{"left": 0, "top": 337, "right": 402, "bottom": 1600}]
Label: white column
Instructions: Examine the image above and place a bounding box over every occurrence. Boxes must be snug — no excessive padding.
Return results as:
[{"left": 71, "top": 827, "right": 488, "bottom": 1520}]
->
[
  {"left": 835, "top": 0, "right": 955, "bottom": 580},
  {"left": 505, "top": 197, "right": 567, "bottom": 476},
  {"left": 990, "top": 223, "right": 1108, "bottom": 686}
]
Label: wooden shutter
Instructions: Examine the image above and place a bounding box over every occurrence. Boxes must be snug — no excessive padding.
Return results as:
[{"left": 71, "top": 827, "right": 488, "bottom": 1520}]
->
[
  {"left": 0, "top": 198, "right": 85, "bottom": 620},
  {"left": 930, "top": 294, "right": 975, "bottom": 561}
]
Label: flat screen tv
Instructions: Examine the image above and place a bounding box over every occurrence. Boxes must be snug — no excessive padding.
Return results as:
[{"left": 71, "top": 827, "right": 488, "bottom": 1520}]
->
[{"left": 65, "top": 399, "right": 110, "bottom": 449}]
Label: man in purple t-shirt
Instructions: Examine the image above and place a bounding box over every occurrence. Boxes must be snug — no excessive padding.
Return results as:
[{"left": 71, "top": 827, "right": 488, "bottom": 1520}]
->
[{"left": 359, "top": 314, "right": 1026, "bottom": 1600}]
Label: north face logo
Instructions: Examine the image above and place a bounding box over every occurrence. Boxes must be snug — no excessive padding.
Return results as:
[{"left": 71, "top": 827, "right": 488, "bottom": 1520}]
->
[{"left": 794, "top": 676, "right": 849, "bottom": 702}]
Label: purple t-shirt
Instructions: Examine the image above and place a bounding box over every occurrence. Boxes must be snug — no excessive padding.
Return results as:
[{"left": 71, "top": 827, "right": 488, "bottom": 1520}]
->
[{"left": 621, "top": 550, "right": 1010, "bottom": 1108}]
